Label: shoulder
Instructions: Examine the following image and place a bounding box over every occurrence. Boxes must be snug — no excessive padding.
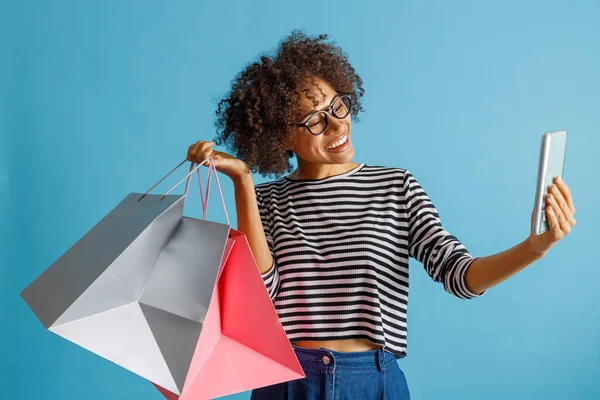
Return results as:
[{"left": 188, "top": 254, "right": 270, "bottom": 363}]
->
[
  {"left": 254, "top": 177, "right": 287, "bottom": 191},
  {"left": 253, "top": 177, "right": 289, "bottom": 200},
  {"left": 357, "top": 163, "right": 412, "bottom": 182}
]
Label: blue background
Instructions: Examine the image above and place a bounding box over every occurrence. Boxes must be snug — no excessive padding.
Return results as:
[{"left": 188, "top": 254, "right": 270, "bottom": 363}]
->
[{"left": 1, "top": 1, "right": 598, "bottom": 399}]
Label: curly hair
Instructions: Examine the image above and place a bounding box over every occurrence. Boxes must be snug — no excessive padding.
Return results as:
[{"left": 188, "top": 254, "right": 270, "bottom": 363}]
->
[{"left": 213, "top": 29, "right": 365, "bottom": 179}]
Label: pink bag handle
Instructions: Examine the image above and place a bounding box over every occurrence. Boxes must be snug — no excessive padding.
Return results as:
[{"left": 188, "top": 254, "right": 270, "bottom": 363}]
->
[
  {"left": 141, "top": 156, "right": 230, "bottom": 226},
  {"left": 193, "top": 156, "right": 230, "bottom": 225}
]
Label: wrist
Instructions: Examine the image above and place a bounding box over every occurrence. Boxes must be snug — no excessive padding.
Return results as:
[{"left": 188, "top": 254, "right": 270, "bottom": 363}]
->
[
  {"left": 525, "top": 236, "right": 547, "bottom": 261},
  {"left": 231, "top": 171, "right": 253, "bottom": 186}
]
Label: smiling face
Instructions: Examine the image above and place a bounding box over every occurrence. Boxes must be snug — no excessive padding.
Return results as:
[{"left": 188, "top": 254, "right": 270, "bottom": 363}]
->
[{"left": 287, "top": 75, "right": 355, "bottom": 169}]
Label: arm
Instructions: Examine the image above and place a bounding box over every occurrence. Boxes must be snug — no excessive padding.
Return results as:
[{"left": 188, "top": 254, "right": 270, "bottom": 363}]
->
[
  {"left": 462, "top": 175, "right": 577, "bottom": 294},
  {"left": 404, "top": 170, "right": 483, "bottom": 299},
  {"left": 464, "top": 239, "right": 543, "bottom": 295},
  {"left": 233, "top": 173, "right": 280, "bottom": 299}
]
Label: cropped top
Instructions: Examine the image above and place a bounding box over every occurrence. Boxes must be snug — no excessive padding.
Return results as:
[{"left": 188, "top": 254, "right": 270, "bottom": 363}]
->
[{"left": 254, "top": 163, "right": 485, "bottom": 358}]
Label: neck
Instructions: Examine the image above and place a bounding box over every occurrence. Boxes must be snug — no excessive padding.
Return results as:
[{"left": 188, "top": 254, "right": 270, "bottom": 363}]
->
[{"left": 290, "top": 160, "right": 360, "bottom": 180}]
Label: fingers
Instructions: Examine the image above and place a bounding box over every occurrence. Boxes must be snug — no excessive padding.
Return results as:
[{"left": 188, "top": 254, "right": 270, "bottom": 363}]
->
[
  {"left": 186, "top": 141, "right": 215, "bottom": 164},
  {"left": 554, "top": 176, "right": 576, "bottom": 215},
  {"left": 547, "top": 194, "right": 571, "bottom": 237},
  {"left": 545, "top": 206, "right": 564, "bottom": 240},
  {"left": 186, "top": 143, "right": 198, "bottom": 162},
  {"left": 548, "top": 179, "right": 576, "bottom": 227},
  {"left": 547, "top": 177, "right": 578, "bottom": 239}
]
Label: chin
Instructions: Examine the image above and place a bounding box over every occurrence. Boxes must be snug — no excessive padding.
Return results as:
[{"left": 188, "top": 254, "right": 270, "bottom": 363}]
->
[{"left": 324, "top": 149, "right": 355, "bottom": 164}]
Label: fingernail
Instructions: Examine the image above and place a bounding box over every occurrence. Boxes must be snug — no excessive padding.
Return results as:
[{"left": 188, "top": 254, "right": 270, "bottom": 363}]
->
[{"left": 557, "top": 176, "right": 562, "bottom": 183}]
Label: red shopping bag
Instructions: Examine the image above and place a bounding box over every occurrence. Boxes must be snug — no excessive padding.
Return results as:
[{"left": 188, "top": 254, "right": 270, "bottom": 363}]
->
[{"left": 153, "top": 157, "right": 304, "bottom": 399}]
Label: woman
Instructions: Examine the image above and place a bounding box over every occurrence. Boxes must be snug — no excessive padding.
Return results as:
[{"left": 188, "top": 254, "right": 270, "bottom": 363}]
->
[{"left": 186, "top": 30, "right": 576, "bottom": 400}]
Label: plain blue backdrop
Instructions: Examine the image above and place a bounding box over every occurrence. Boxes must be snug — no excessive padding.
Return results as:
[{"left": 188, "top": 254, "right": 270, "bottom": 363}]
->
[{"left": 1, "top": 1, "right": 598, "bottom": 399}]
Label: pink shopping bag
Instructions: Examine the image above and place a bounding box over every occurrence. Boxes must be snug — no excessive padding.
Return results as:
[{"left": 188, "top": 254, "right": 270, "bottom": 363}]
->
[{"left": 153, "top": 157, "right": 304, "bottom": 399}]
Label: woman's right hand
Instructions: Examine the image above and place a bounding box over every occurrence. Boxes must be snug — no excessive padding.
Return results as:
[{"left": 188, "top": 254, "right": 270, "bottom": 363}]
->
[{"left": 186, "top": 140, "right": 250, "bottom": 182}]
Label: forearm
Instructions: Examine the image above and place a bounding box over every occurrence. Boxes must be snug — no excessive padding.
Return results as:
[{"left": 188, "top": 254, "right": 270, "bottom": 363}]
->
[
  {"left": 464, "top": 238, "right": 544, "bottom": 294},
  {"left": 232, "top": 173, "right": 275, "bottom": 275}
]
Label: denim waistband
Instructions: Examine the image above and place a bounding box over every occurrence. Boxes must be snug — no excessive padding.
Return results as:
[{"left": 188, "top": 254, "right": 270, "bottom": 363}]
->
[{"left": 291, "top": 345, "right": 397, "bottom": 371}]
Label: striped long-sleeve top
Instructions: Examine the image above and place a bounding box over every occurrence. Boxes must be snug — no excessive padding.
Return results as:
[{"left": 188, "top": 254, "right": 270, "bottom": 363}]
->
[{"left": 254, "top": 163, "right": 485, "bottom": 359}]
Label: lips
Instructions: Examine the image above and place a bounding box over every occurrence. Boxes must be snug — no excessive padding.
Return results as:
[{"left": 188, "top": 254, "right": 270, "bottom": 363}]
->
[{"left": 324, "top": 132, "right": 349, "bottom": 149}]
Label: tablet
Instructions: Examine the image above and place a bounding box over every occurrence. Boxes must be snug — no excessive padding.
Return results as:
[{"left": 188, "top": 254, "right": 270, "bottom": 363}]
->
[{"left": 531, "top": 130, "right": 568, "bottom": 235}]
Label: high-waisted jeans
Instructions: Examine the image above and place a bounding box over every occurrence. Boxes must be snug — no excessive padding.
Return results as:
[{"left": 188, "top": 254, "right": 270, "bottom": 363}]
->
[{"left": 250, "top": 345, "right": 411, "bottom": 399}]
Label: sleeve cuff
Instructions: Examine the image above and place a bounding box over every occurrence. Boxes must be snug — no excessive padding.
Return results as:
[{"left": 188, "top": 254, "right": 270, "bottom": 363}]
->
[
  {"left": 456, "top": 256, "right": 486, "bottom": 299},
  {"left": 260, "top": 258, "right": 280, "bottom": 300}
]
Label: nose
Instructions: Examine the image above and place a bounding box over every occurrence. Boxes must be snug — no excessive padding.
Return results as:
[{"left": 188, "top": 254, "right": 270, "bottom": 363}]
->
[{"left": 324, "top": 116, "right": 346, "bottom": 136}]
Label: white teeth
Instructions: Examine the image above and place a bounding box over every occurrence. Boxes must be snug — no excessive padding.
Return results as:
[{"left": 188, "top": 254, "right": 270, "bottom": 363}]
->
[{"left": 325, "top": 134, "right": 348, "bottom": 150}]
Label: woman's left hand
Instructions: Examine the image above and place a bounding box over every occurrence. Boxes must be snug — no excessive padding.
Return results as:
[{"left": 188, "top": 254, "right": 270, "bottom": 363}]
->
[{"left": 528, "top": 176, "right": 576, "bottom": 258}]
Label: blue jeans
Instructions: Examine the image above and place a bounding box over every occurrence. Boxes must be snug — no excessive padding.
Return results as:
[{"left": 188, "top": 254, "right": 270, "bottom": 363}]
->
[{"left": 250, "top": 345, "right": 411, "bottom": 399}]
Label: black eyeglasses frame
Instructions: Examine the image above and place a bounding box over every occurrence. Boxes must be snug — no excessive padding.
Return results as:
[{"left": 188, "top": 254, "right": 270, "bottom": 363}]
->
[{"left": 294, "top": 93, "right": 353, "bottom": 136}]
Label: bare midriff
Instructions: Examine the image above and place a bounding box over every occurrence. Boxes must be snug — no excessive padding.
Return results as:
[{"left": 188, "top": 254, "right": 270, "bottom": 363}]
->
[{"left": 291, "top": 338, "right": 383, "bottom": 352}]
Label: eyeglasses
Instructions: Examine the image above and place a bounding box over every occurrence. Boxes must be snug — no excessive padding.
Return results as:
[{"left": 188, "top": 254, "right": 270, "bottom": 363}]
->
[{"left": 295, "top": 94, "right": 352, "bottom": 136}]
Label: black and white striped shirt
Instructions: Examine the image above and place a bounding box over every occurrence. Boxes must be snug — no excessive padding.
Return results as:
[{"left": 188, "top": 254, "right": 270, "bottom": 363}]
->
[{"left": 254, "top": 163, "right": 484, "bottom": 359}]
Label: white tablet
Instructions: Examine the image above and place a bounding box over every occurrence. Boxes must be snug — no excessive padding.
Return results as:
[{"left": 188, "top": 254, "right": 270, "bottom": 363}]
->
[{"left": 531, "top": 130, "right": 568, "bottom": 235}]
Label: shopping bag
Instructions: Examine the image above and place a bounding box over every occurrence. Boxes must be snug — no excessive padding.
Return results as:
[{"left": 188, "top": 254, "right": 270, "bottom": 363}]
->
[
  {"left": 152, "top": 157, "right": 305, "bottom": 399},
  {"left": 20, "top": 156, "right": 304, "bottom": 398}
]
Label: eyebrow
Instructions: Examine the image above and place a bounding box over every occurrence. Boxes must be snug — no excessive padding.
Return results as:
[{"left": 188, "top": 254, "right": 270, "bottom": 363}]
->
[{"left": 299, "top": 93, "right": 342, "bottom": 123}]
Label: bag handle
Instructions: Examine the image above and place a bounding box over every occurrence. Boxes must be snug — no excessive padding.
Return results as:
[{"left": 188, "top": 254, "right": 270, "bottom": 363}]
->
[
  {"left": 193, "top": 156, "right": 230, "bottom": 225},
  {"left": 137, "top": 156, "right": 231, "bottom": 226},
  {"left": 138, "top": 159, "right": 188, "bottom": 202}
]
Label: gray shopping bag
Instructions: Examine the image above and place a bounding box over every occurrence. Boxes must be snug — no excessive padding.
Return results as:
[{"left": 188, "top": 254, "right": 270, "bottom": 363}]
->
[{"left": 21, "top": 160, "right": 231, "bottom": 394}]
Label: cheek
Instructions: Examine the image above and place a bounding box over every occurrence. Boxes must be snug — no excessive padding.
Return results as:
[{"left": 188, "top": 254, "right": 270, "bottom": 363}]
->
[{"left": 296, "top": 137, "right": 322, "bottom": 153}]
